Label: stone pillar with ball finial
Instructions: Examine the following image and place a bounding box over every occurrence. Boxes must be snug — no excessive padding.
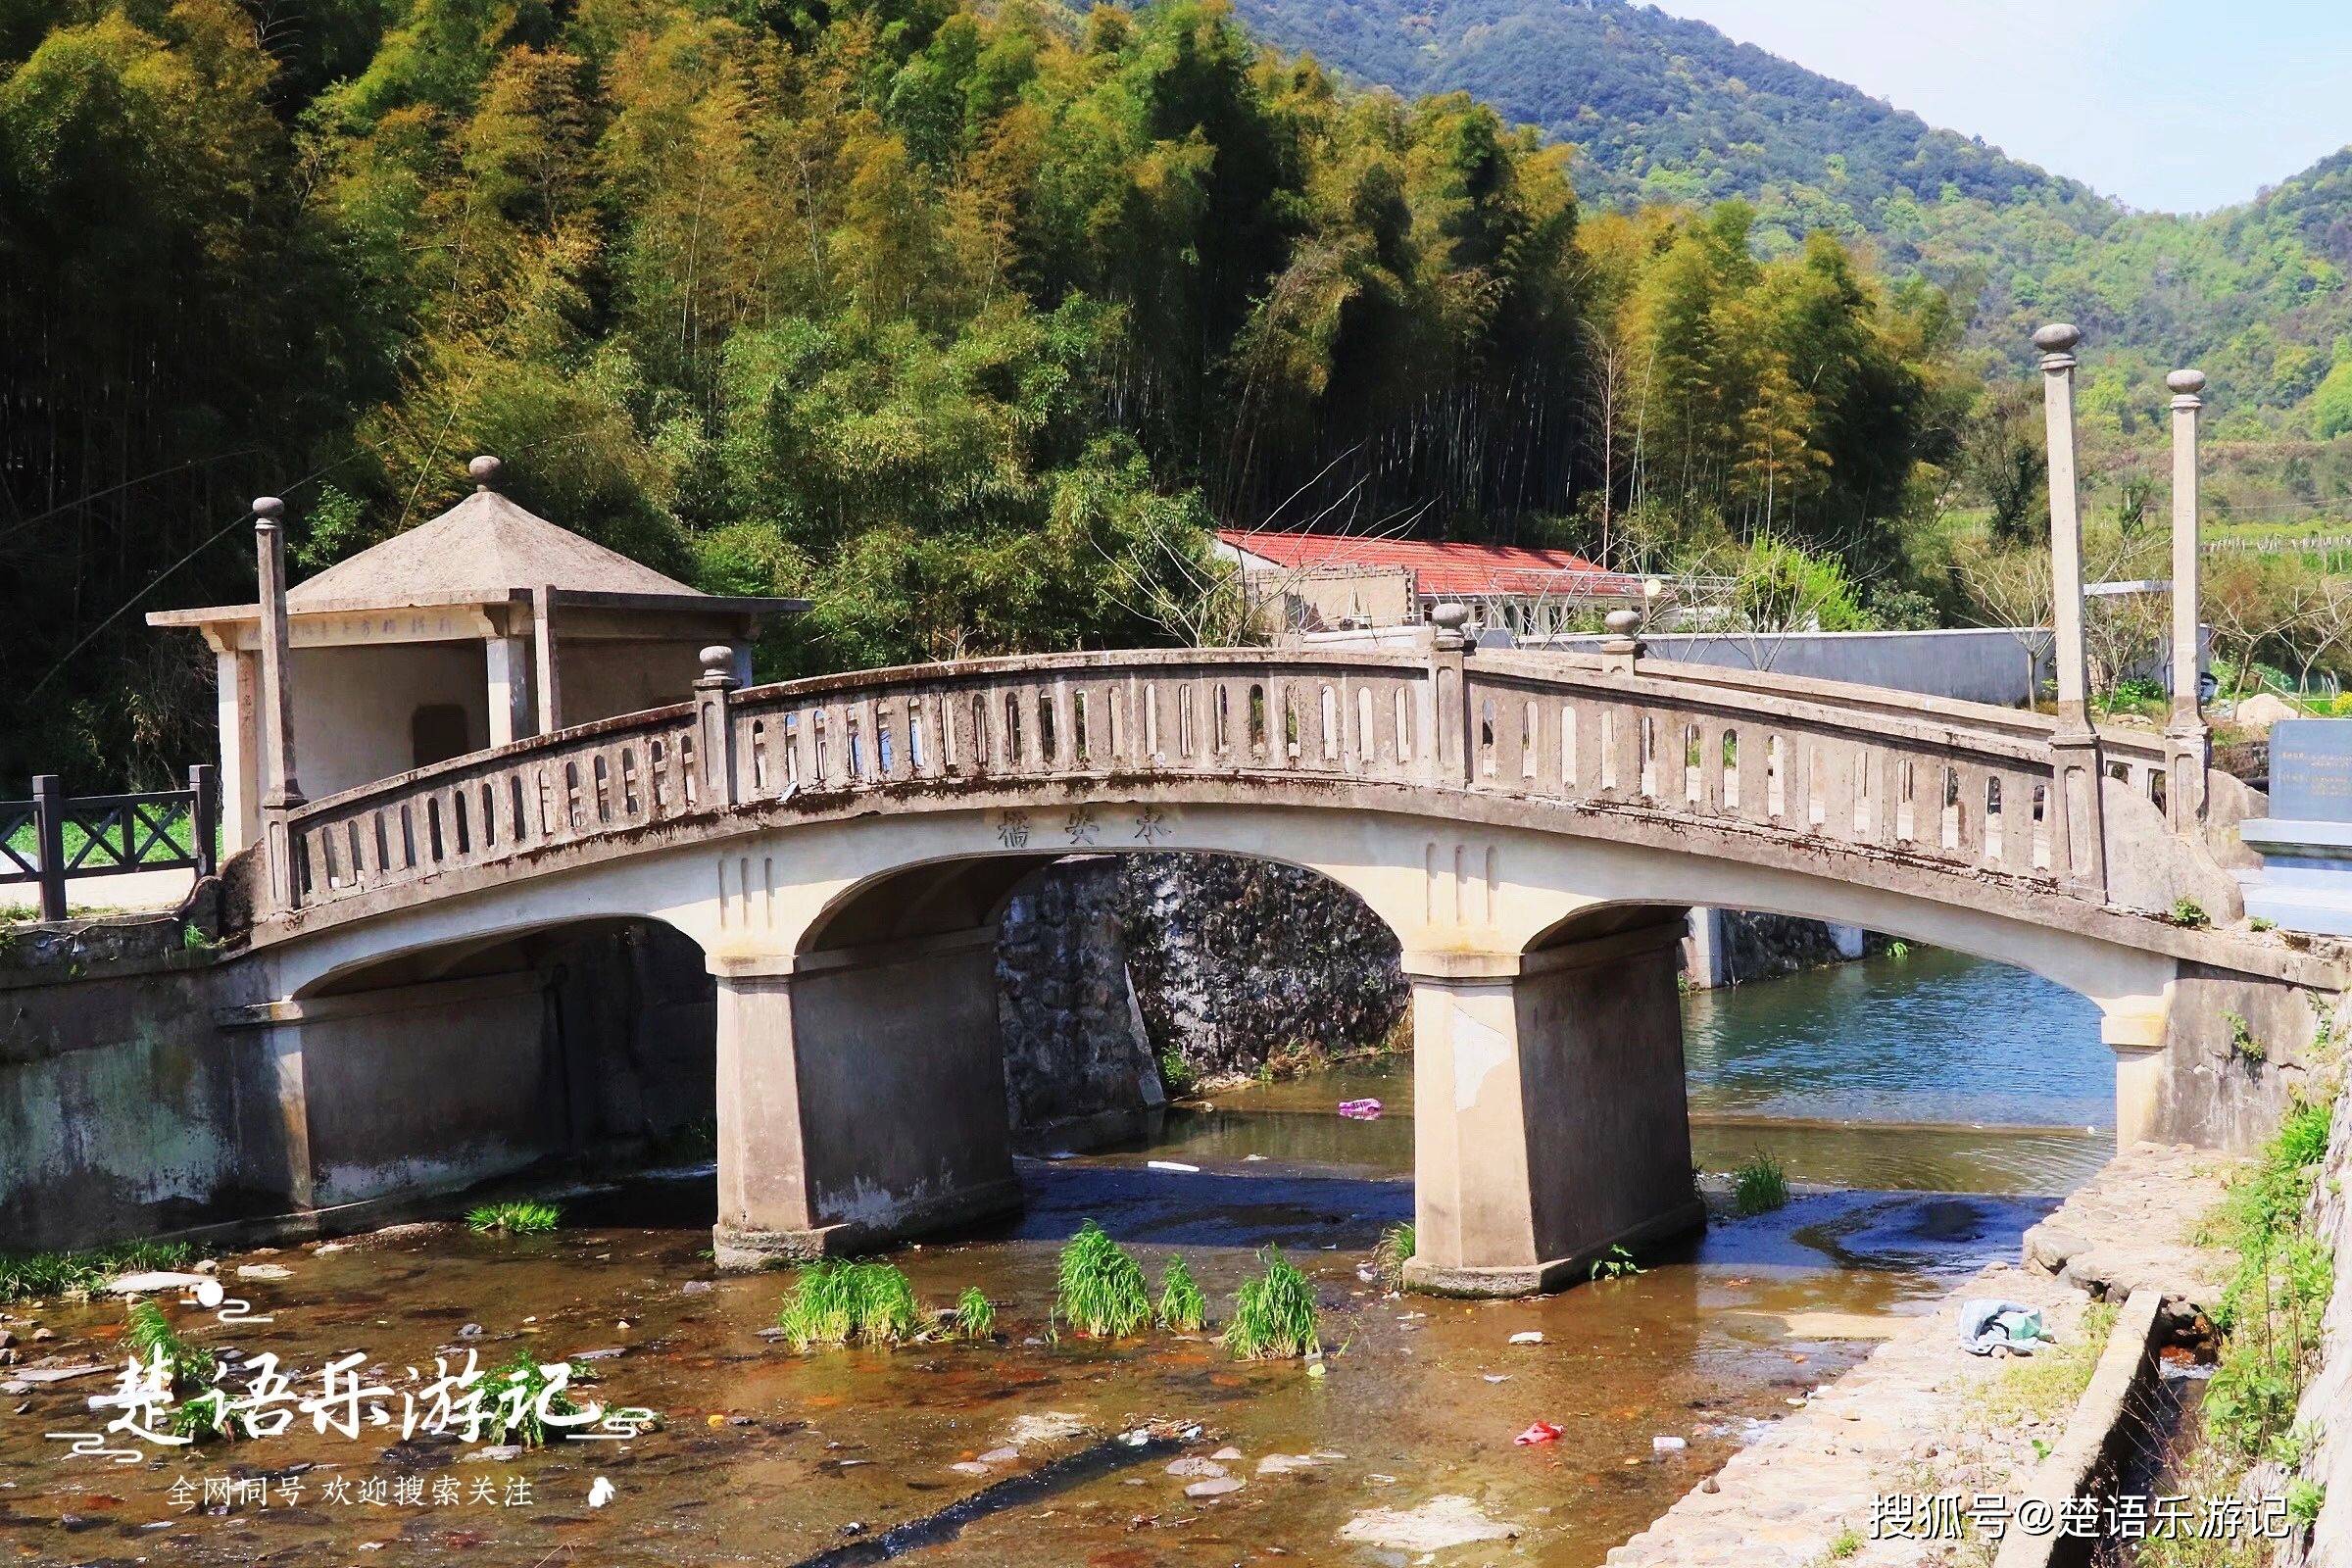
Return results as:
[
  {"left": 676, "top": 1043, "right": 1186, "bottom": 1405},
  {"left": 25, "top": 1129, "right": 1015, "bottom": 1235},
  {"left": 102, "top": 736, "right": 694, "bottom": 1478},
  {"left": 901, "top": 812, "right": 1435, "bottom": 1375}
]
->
[
  {"left": 1598, "top": 606, "right": 1645, "bottom": 677},
  {"left": 254, "top": 495, "right": 307, "bottom": 909},
  {"left": 1425, "top": 601, "right": 1472, "bottom": 786},
  {"left": 695, "top": 644, "right": 742, "bottom": 808},
  {"left": 2166, "top": 368, "right": 2210, "bottom": 825},
  {"left": 2035, "top": 323, "right": 2107, "bottom": 896}
]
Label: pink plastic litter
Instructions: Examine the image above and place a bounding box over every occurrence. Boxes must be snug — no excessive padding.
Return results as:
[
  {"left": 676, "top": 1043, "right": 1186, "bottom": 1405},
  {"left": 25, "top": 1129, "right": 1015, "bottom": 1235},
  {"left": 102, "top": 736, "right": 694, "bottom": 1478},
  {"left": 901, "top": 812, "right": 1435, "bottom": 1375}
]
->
[
  {"left": 1513, "top": 1421, "right": 1563, "bottom": 1446},
  {"left": 1337, "top": 1099, "right": 1384, "bottom": 1120}
]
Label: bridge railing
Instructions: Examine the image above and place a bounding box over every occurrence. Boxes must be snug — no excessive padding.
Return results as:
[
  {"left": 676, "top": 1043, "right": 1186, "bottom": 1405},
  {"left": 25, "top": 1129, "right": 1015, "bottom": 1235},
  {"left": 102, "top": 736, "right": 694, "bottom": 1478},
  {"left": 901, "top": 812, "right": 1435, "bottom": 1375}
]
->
[
  {"left": 263, "top": 643, "right": 2198, "bottom": 921},
  {"left": 280, "top": 703, "right": 708, "bottom": 906}
]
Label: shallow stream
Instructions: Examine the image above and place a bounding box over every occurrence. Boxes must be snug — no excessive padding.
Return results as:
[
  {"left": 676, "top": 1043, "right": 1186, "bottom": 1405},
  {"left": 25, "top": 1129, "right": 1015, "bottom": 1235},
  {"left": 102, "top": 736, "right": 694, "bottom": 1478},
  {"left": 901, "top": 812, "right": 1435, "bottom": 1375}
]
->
[{"left": 0, "top": 950, "right": 2114, "bottom": 1565}]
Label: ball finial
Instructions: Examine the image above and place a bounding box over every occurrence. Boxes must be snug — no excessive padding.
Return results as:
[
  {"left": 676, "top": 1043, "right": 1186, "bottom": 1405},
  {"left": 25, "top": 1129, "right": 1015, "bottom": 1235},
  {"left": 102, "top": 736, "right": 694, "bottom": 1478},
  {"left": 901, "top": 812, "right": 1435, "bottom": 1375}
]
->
[
  {"left": 1430, "top": 603, "right": 1470, "bottom": 632},
  {"left": 2167, "top": 368, "right": 2207, "bottom": 396},
  {"left": 2033, "top": 322, "right": 2082, "bottom": 354},
  {"left": 1603, "top": 608, "right": 1642, "bottom": 637},
  {"left": 467, "top": 454, "right": 503, "bottom": 490},
  {"left": 251, "top": 496, "right": 284, "bottom": 524},
  {"left": 699, "top": 645, "right": 737, "bottom": 680}
]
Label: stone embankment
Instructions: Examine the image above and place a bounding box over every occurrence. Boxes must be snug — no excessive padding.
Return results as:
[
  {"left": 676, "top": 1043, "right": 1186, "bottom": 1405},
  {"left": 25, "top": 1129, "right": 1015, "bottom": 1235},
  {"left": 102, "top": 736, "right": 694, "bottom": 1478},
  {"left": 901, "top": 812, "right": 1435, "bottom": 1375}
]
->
[
  {"left": 1609, "top": 1146, "right": 2237, "bottom": 1568},
  {"left": 996, "top": 854, "right": 1406, "bottom": 1138},
  {"left": 2019, "top": 1142, "right": 2233, "bottom": 1329}
]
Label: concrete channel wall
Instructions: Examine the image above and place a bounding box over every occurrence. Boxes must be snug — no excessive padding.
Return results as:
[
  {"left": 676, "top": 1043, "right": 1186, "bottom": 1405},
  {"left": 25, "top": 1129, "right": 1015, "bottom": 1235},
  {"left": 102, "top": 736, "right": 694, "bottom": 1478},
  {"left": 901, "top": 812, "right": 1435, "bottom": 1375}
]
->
[
  {"left": 1991, "top": 1288, "right": 2167, "bottom": 1568},
  {"left": 0, "top": 911, "right": 716, "bottom": 1252}
]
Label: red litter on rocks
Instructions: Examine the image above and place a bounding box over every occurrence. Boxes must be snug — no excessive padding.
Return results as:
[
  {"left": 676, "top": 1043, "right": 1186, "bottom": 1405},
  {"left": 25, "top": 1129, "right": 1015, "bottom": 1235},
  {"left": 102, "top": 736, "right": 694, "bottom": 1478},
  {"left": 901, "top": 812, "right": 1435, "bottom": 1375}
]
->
[
  {"left": 1513, "top": 1421, "right": 1563, "bottom": 1446},
  {"left": 1337, "top": 1099, "right": 1384, "bottom": 1120}
]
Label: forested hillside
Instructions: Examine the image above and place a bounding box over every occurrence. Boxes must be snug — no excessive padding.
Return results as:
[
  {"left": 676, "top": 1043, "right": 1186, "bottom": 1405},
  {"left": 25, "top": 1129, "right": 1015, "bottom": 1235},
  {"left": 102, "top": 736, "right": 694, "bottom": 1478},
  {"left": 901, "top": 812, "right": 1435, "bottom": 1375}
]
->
[
  {"left": 0, "top": 0, "right": 1964, "bottom": 784},
  {"left": 1232, "top": 0, "right": 2352, "bottom": 433}
]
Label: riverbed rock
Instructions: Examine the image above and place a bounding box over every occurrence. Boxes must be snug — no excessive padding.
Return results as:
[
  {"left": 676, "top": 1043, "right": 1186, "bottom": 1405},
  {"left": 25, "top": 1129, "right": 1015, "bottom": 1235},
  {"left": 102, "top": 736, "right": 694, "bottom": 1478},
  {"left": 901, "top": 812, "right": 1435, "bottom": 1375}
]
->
[
  {"left": 236, "top": 1263, "right": 294, "bottom": 1281},
  {"left": 108, "top": 1271, "right": 209, "bottom": 1296},
  {"left": 460, "top": 1446, "right": 522, "bottom": 1463},
  {"left": 1003, "top": 1411, "right": 1090, "bottom": 1447},
  {"left": 1184, "top": 1477, "right": 1244, "bottom": 1498},
  {"left": 1339, "top": 1495, "right": 1521, "bottom": 1551},
  {"left": 1256, "top": 1453, "right": 1324, "bottom": 1475},
  {"left": 976, "top": 1447, "right": 1019, "bottom": 1464},
  {"left": 1165, "top": 1457, "right": 1226, "bottom": 1479},
  {"left": 950, "top": 1461, "right": 992, "bottom": 1477}
]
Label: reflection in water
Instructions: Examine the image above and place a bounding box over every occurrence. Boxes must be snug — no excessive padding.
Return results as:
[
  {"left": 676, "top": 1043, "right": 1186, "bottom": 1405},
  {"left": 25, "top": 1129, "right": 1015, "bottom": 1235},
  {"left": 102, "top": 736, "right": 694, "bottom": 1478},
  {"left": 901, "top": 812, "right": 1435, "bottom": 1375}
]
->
[
  {"left": 1162, "top": 949, "right": 2114, "bottom": 1196},
  {"left": 1682, "top": 946, "right": 2110, "bottom": 1129}
]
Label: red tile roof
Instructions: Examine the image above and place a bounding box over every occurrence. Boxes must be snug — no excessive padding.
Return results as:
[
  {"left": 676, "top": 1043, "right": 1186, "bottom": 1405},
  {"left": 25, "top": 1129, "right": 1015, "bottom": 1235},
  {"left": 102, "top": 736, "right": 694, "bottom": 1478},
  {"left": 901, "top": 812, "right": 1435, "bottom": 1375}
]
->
[{"left": 1216, "top": 530, "right": 1640, "bottom": 598}]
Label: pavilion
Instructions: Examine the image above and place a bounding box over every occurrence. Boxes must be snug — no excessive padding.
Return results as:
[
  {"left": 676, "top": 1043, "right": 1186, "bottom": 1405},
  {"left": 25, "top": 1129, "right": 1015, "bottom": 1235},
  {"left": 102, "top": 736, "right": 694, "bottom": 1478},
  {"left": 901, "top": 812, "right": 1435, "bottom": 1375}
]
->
[{"left": 149, "top": 457, "right": 804, "bottom": 853}]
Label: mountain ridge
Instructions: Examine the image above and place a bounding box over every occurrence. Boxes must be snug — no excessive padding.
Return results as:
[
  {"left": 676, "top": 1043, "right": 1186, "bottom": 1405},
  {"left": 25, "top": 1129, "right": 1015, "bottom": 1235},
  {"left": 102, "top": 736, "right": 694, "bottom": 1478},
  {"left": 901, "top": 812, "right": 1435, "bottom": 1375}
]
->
[{"left": 1232, "top": 0, "right": 2352, "bottom": 428}]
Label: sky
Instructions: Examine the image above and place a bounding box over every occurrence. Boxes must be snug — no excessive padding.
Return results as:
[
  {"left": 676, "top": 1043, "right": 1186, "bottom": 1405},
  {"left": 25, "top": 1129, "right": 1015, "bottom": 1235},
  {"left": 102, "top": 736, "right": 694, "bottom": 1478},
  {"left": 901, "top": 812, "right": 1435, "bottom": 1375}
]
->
[{"left": 1657, "top": 0, "right": 2352, "bottom": 214}]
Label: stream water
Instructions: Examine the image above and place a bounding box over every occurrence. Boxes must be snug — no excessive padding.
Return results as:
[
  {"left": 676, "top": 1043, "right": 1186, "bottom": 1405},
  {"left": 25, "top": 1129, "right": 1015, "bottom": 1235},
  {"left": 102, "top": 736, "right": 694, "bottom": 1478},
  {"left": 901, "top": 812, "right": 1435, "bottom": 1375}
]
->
[{"left": 0, "top": 951, "right": 2112, "bottom": 1567}]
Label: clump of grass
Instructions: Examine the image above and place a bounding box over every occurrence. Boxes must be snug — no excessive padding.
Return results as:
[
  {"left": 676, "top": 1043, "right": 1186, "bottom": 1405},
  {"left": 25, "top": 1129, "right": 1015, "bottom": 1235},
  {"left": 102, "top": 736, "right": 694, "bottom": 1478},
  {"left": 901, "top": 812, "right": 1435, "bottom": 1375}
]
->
[
  {"left": 1156, "top": 1255, "right": 1206, "bottom": 1332},
  {"left": 1156, "top": 1048, "right": 1199, "bottom": 1098},
  {"left": 1372, "top": 1221, "right": 1416, "bottom": 1291},
  {"left": 486, "top": 1348, "right": 589, "bottom": 1447},
  {"left": 2204, "top": 1090, "right": 2338, "bottom": 1464},
  {"left": 126, "top": 1301, "right": 232, "bottom": 1441},
  {"left": 2170, "top": 897, "right": 2213, "bottom": 929},
  {"left": 1056, "top": 1221, "right": 1151, "bottom": 1339},
  {"left": 1732, "top": 1151, "right": 1791, "bottom": 1215},
  {"left": 954, "top": 1286, "right": 996, "bottom": 1342},
  {"left": 2225, "top": 1011, "right": 2267, "bottom": 1064},
  {"left": 467, "top": 1200, "right": 561, "bottom": 1236},
  {"left": 1590, "top": 1245, "right": 1642, "bottom": 1282},
  {"left": 1223, "top": 1249, "right": 1320, "bottom": 1360},
  {"left": 0, "top": 1239, "right": 196, "bottom": 1303},
  {"left": 775, "top": 1259, "right": 921, "bottom": 1351}
]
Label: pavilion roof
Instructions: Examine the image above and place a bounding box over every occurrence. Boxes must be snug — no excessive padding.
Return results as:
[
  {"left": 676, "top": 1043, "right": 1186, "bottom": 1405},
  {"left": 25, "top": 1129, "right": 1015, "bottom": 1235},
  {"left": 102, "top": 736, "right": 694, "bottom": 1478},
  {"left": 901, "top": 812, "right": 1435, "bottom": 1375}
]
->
[
  {"left": 150, "top": 460, "right": 802, "bottom": 628},
  {"left": 284, "top": 486, "right": 702, "bottom": 608}
]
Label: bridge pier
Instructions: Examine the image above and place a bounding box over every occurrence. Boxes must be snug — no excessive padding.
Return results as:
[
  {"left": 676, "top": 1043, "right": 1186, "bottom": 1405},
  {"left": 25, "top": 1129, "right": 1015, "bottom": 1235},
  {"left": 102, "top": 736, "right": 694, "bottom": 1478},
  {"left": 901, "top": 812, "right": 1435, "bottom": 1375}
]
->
[
  {"left": 710, "top": 929, "right": 1022, "bottom": 1269},
  {"left": 1402, "top": 916, "right": 1704, "bottom": 1296}
]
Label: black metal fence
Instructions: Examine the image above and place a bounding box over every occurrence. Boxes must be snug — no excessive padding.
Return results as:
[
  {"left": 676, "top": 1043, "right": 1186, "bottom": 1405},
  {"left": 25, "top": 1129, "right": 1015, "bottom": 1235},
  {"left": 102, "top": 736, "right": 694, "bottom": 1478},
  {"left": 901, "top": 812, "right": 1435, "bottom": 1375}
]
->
[{"left": 0, "top": 768, "right": 218, "bottom": 921}]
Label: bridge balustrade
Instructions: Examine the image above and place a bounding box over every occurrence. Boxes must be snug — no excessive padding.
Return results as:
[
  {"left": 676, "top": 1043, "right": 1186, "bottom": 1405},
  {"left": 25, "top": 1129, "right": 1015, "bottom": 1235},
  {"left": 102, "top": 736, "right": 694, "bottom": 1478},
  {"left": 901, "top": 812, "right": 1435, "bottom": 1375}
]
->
[{"left": 265, "top": 647, "right": 2188, "bottom": 919}]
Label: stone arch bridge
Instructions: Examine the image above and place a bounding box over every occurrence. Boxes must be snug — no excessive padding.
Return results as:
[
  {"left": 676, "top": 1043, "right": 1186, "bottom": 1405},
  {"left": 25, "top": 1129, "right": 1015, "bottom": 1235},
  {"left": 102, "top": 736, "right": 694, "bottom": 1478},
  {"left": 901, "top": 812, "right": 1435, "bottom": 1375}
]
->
[{"left": 221, "top": 640, "right": 2340, "bottom": 1294}]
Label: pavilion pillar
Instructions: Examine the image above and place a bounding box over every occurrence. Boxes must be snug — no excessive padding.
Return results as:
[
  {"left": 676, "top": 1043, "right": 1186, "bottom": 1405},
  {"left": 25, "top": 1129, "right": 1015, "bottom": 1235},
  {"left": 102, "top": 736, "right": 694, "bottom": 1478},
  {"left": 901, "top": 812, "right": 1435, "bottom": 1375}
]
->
[
  {"left": 2036, "top": 323, "right": 2107, "bottom": 899},
  {"left": 2166, "top": 368, "right": 2211, "bottom": 826},
  {"left": 1401, "top": 918, "right": 1702, "bottom": 1297},
  {"left": 254, "top": 498, "right": 306, "bottom": 910},
  {"left": 485, "top": 629, "right": 535, "bottom": 748},
  {"left": 531, "top": 584, "right": 564, "bottom": 736},
  {"left": 211, "top": 641, "right": 262, "bottom": 855}
]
